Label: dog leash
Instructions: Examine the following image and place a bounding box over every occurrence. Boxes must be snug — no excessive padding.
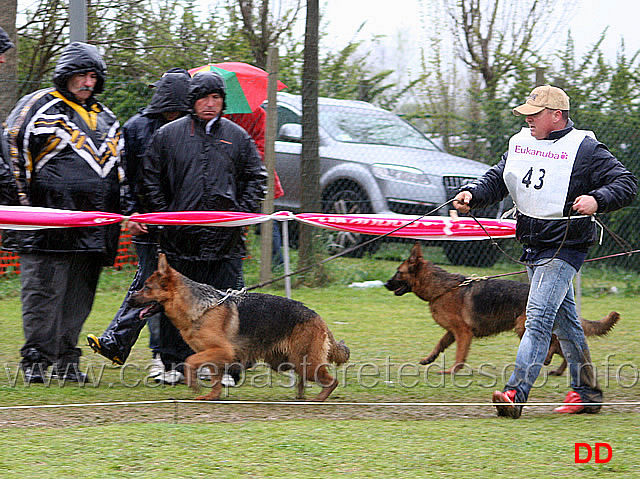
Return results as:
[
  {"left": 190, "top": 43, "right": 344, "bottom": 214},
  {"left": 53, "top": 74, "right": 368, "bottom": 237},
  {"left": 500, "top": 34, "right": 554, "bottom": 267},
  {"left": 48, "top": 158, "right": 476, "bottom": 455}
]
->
[
  {"left": 425, "top": 274, "right": 491, "bottom": 303},
  {"left": 464, "top": 203, "right": 575, "bottom": 268},
  {"left": 244, "top": 198, "right": 458, "bottom": 291},
  {"left": 466, "top": 248, "right": 640, "bottom": 282},
  {"left": 246, "top": 195, "right": 636, "bottom": 291},
  {"left": 427, "top": 198, "right": 638, "bottom": 290},
  {"left": 463, "top": 198, "right": 637, "bottom": 269}
]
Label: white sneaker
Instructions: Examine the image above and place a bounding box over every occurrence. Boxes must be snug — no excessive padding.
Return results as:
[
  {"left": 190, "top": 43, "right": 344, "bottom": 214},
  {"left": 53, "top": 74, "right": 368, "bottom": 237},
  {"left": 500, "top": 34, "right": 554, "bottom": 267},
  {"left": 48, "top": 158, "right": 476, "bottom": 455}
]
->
[
  {"left": 147, "top": 354, "right": 165, "bottom": 379},
  {"left": 221, "top": 373, "right": 236, "bottom": 387},
  {"left": 198, "top": 366, "right": 212, "bottom": 381},
  {"left": 154, "top": 370, "right": 185, "bottom": 385}
]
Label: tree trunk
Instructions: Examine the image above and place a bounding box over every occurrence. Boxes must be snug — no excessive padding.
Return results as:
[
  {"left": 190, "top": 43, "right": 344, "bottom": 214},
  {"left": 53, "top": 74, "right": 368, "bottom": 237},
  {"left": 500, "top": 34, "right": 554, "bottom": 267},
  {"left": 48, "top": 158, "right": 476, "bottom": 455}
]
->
[{"left": 298, "top": 0, "right": 322, "bottom": 282}]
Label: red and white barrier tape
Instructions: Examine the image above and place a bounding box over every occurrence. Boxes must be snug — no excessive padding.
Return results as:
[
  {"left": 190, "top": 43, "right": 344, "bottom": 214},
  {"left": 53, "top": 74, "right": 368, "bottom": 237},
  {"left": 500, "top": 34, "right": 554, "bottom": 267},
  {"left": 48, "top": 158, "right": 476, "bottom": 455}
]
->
[{"left": 0, "top": 206, "right": 516, "bottom": 240}]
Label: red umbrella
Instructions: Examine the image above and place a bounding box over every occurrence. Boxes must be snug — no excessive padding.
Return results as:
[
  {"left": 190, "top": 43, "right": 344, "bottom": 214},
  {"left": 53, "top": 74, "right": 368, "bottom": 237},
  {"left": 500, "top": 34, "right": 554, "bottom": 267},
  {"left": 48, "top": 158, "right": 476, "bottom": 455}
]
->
[{"left": 188, "top": 62, "right": 287, "bottom": 113}]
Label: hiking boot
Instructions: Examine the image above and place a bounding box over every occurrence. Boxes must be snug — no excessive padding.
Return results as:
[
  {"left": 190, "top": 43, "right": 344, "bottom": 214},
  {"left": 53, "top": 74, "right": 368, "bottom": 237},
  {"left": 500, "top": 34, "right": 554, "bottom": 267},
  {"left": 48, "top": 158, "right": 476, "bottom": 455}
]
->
[
  {"left": 87, "top": 334, "right": 124, "bottom": 365},
  {"left": 154, "top": 370, "right": 185, "bottom": 385},
  {"left": 52, "top": 364, "right": 88, "bottom": 384},
  {"left": 21, "top": 362, "right": 48, "bottom": 384},
  {"left": 492, "top": 390, "right": 523, "bottom": 419},
  {"left": 20, "top": 348, "right": 49, "bottom": 384},
  {"left": 147, "top": 353, "right": 165, "bottom": 379},
  {"left": 553, "top": 391, "right": 599, "bottom": 414}
]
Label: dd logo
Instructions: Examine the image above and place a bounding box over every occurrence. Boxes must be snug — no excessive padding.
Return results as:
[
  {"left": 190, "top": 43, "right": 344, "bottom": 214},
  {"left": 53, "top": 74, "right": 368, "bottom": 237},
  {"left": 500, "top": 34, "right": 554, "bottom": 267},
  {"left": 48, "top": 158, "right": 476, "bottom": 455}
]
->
[{"left": 575, "top": 443, "right": 613, "bottom": 463}]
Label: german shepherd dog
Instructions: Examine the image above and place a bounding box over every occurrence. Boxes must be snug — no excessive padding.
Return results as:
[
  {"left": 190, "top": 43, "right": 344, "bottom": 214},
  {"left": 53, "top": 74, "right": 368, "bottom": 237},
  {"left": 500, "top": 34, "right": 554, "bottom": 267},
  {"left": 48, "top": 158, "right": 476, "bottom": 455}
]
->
[
  {"left": 385, "top": 243, "right": 619, "bottom": 374},
  {"left": 129, "top": 254, "right": 350, "bottom": 401}
]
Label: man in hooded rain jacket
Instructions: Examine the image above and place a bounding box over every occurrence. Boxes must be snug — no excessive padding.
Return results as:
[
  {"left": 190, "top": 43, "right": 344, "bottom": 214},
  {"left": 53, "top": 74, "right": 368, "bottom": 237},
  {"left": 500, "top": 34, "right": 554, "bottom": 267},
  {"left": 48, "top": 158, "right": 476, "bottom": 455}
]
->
[
  {"left": 142, "top": 71, "right": 267, "bottom": 385},
  {"left": 86, "top": 70, "right": 192, "bottom": 377},
  {"left": 2, "top": 42, "right": 124, "bottom": 383}
]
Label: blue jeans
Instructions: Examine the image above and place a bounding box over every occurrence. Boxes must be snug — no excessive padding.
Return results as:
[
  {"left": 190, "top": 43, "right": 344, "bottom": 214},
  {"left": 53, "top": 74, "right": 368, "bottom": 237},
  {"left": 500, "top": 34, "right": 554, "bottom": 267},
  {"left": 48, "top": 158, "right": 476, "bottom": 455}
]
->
[
  {"left": 97, "top": 242, "right": 161, "bottom": 360},
  {"left": 505, "top": 258, "right": 602, "bottom": 406}
]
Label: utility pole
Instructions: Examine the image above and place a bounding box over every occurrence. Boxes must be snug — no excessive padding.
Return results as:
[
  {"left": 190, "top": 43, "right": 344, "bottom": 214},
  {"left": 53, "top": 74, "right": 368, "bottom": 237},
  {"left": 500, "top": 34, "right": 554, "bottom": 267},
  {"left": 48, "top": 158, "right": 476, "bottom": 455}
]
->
[
  {"left": 260, "top": 47, "right": 279, "bottom": 285},
  {"left": 69, "top": 0, "right": 87, "bottom": 43}
]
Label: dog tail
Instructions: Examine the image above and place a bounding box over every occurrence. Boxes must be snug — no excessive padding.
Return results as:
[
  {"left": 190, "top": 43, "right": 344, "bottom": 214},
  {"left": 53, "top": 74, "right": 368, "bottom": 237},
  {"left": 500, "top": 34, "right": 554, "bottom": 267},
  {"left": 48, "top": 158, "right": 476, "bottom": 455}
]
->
[
  {"left": 328, "top": 336, "right": 350, "bottom": 365},
  {"left": 580, "top": 311, "right": 620, "bottom": 337}
]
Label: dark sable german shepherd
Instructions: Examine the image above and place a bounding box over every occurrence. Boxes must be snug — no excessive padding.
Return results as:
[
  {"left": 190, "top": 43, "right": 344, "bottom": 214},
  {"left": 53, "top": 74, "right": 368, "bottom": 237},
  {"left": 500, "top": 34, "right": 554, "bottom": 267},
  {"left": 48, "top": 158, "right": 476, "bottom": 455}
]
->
[
  {"left": 385, "top": 243, "right": 619, "bottom": 374},
  {"left": 129, "top": 254, "right": 350, "bottom": 401}
]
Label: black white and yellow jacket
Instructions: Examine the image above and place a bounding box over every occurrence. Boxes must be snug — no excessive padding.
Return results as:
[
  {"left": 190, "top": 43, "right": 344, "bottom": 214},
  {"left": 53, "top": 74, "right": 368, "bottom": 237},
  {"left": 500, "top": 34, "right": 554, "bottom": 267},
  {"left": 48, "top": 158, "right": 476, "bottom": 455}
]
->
[{"left": 2, "top": 87, "right": 124, "bottom": 263}]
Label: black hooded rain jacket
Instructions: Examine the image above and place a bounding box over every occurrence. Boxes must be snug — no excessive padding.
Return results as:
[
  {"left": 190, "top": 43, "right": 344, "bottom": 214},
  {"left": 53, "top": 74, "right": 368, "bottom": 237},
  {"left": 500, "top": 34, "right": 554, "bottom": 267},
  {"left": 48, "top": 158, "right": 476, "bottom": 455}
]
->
[{"left": 142, "top": 74, "right": 267, "bottom": 262}]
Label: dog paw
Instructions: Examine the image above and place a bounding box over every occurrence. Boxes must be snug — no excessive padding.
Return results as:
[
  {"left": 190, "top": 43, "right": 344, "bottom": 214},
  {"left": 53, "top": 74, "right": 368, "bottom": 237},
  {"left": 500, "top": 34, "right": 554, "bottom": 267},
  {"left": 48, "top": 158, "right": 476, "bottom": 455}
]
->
[
  {"left": 439, "top": 364, "right": 464, "bottom": 374},
  {"left": 195, "top": 394, "right": 221, "bottom": 401},
  {"left": 419, "top": 356, "right": 436, "bottom": 365}
]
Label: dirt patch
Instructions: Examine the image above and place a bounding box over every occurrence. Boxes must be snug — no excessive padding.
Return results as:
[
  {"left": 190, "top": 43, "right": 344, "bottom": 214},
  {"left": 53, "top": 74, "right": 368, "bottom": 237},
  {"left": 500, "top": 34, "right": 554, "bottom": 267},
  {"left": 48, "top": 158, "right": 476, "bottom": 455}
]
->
[{"left": 2, "top": 398, "right": 638, "bottom": 429}]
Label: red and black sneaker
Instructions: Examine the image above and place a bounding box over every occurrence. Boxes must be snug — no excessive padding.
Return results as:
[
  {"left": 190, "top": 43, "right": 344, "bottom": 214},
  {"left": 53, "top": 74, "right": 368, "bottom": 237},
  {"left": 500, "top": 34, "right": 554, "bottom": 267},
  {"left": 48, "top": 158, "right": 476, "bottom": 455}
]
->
[
  {"left": 492, "top": 389, "right": 523, "bottom": 419},
  {"left": 554, "top": 391, "right": 589, "bottom": 414}
]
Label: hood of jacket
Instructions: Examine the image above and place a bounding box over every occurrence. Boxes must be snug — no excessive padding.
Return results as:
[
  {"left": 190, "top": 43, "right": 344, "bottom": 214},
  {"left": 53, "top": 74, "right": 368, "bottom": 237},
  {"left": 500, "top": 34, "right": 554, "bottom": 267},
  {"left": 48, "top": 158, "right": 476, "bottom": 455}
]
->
[
  {"left": 187, "top": 71, "right": 227, "bottom": 112},
  {"left": 144, "top": 72, "right": 191, "bottom": 115},
  {"left": 53, "top": 42, "right": 107, "bottom": 99},
  {"left": 0, "top": 27, "right": 14, "bottom": 54}
]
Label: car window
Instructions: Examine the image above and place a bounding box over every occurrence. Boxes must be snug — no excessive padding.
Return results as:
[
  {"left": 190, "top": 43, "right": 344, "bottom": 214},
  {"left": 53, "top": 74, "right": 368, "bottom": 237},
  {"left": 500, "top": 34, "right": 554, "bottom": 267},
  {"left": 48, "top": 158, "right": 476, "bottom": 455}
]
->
[
  {"left": 277, "top": 105, "right": 301, "bottom": 140},
  {"left": 319, "top": 104, "right": 439, "bottom": 151}
]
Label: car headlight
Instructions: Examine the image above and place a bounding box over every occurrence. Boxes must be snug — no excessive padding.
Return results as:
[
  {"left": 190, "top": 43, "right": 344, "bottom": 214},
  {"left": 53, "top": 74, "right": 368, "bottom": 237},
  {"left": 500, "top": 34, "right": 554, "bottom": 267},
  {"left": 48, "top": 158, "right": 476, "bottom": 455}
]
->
[{"left": 372, "top": 163, "right": 430, "bottom": 185}]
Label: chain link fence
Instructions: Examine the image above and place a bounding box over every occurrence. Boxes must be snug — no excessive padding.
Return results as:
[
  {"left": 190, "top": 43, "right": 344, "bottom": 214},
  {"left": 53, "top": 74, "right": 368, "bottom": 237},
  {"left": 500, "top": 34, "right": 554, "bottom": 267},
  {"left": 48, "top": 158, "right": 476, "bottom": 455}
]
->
[{"left": 1, "top": 79, "right": 638, "bottom": 273}]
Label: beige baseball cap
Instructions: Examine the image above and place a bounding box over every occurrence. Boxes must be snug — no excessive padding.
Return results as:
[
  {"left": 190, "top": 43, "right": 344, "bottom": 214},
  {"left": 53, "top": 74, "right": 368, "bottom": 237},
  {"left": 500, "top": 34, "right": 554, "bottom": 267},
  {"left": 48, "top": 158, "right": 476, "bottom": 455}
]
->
[{"left": 513, "top": 85, "right": 570, "bottom": 116}]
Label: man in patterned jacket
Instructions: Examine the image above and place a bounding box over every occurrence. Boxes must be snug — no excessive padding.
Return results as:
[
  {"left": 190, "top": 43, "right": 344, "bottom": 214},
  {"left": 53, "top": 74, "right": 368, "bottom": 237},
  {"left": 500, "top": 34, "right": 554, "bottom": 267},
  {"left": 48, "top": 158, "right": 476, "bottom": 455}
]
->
[{"left": 2, "top": 42, "right": 124, "bottom": 383}]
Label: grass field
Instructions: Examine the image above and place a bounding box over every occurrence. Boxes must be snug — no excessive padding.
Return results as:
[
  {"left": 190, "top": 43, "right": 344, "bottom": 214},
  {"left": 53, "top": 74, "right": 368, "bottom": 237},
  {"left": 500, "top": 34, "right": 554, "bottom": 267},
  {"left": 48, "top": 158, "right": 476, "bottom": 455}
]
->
[{"left": 0, "top": 242, "right": 638, "bottom": 477}]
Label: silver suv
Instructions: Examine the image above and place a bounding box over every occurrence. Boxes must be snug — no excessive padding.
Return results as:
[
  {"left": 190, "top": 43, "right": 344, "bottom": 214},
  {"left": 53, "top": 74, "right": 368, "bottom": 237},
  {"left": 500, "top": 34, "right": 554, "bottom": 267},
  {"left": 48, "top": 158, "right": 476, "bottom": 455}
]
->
[{"left": 272, "top": 93, "right": 507, "bottom": 266}]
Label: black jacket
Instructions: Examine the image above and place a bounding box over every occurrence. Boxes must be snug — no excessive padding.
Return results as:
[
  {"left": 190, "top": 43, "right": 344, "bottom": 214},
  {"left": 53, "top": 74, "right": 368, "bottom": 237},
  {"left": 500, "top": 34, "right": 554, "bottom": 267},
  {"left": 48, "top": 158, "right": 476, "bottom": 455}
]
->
[
  {"left": 1, "top": 43, "right": 123, "bottom": 264},
  {"left": 460, "top": 122, "right": 637, "bottom": 251},
  {"left": 143, "top": 113, "right": 267, "bottom": 262},
  {"left": 122, "top": 72, "right": 191, "bottom": 216}
]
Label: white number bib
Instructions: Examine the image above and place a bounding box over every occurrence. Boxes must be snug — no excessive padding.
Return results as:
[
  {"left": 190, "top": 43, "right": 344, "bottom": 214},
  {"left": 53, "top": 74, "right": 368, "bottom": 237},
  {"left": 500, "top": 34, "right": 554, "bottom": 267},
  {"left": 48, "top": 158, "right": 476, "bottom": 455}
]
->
[{"left": 504, "top": 128, "right": 594, "bottom": 219}]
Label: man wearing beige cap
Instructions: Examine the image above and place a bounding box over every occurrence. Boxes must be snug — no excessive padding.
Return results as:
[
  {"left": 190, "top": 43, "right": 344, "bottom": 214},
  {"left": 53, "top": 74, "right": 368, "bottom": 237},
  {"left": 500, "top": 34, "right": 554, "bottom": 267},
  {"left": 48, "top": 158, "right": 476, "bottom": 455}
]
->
[{"left": 453, "top": 84, "right": 637, "bottom": 418}]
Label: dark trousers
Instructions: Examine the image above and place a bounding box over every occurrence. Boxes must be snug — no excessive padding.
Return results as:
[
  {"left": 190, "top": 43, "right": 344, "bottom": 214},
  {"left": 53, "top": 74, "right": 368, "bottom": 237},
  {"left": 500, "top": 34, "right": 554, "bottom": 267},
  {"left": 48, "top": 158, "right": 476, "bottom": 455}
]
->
[
  {"left": 98, "top": 242, "right": 161, "bottom": 361},
  {"left": 159, "top": 257, "right": 244, "bottom": 370},
  {"left": 20, "top": 252, "right": 102, "bottom": 367},
  {"left": 272, "top": 221, "right": 284, "bottom": 266},
  {"left": 258, "top": 222, "right": 284, "bottom": 266}
]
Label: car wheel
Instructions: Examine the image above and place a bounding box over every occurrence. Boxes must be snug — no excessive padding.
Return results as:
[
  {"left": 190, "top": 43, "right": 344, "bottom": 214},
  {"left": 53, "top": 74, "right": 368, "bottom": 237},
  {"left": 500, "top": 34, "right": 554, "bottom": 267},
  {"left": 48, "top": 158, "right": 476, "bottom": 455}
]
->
[
  {"left": 321, "top": 180, "right": 380, "bottom": 257},
  {"left": 442, "top": 240, "right": 501, "bottom": 267}
]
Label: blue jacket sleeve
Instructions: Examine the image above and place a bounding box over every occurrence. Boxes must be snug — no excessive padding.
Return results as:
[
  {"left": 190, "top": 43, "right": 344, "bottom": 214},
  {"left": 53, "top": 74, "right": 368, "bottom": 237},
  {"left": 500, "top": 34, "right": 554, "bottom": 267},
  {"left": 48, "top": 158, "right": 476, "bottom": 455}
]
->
[
  {"left": 459, "top": 153, "right": 510, "bottom": 210},
  {"left": 585, "top": 142, "right": 637, "bottom": 213}
]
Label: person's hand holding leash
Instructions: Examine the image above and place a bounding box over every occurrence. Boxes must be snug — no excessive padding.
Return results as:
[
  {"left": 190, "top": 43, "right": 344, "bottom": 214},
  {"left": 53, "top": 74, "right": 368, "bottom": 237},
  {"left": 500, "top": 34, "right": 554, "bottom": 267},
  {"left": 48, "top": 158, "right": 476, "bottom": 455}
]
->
[
  {"left": 572, "top": 195, "right": 598, "bottom": 215},
  {"left": 453, "top": 191, "right": 473, "bottom": 214}
]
